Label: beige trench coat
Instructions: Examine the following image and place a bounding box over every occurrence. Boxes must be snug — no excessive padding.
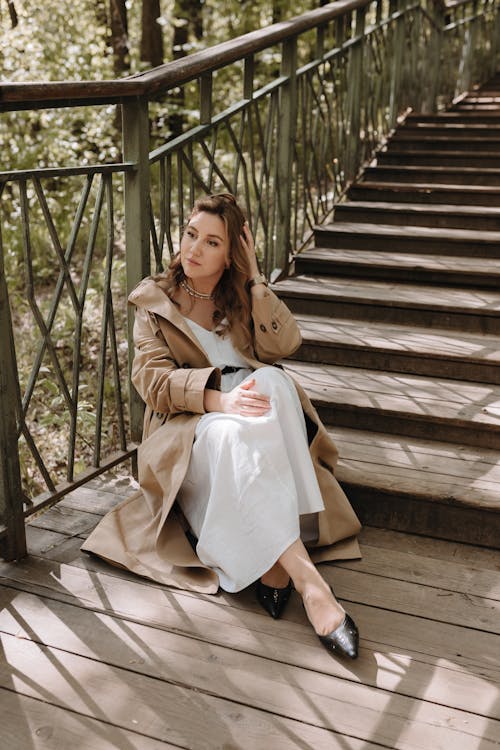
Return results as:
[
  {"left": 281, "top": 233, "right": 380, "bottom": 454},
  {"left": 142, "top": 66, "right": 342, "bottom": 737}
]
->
[{"left": 82, "top": 276, "right": 361, "bottom": 593}]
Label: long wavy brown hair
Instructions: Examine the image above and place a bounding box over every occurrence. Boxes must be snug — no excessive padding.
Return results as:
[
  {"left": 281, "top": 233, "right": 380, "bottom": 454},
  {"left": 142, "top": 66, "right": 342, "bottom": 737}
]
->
[{"left": 158, "top": 193, "right": 253, "bottom": 347}]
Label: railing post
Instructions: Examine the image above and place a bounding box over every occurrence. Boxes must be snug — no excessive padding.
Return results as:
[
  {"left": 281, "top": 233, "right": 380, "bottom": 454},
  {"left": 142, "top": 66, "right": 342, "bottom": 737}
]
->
[
  {"left": 464, "top": 0, "right": 480, "bottom": 91},
  {"left": 491, "top": 0, "right": 500, "bottom": 77},
  {"left": 427, "top": 0, "right": 445, "bottom": 113},
  {"left": 454, "top": 0, "right": 479, "bottom": 96},
  {"left": 122, "top": 97, "right": 151, "bottom": 446},
  {"left": 274, "top": 36, "right": 298, "bottom": 280},
  {"left": 0, "top": 227, "right": 26, "bottom": 561},
  {"left": 346, "top": 6, "right": 366, "bottom": 180},
  {"left": 389, "top": 0, "right": 405, "bottom": 127}
]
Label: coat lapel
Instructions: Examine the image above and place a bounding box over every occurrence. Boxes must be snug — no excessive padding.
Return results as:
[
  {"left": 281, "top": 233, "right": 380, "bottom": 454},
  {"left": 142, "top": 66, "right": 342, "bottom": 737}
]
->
[{"left": 128, "top": 278, "right": 211, "bottom": 363}]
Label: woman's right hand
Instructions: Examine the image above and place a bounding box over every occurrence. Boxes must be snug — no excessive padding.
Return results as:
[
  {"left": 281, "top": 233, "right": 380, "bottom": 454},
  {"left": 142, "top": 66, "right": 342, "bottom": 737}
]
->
[
  {"left": 220, "top": 378, "right": 271, "bottom": 417},
  {"left": 221, "top": 378, "right": 271, "bottom": 417}
]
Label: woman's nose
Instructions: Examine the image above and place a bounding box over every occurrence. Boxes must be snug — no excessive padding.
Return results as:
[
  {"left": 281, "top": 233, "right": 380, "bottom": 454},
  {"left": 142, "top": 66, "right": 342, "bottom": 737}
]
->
[{"left": 191, "top": 238, "right": 202, "bottom": 255}]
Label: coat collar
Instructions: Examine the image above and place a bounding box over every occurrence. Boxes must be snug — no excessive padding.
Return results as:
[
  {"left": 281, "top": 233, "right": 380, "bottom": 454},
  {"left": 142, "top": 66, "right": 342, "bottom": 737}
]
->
[
  {"left": 129, "top": 276, "right": 181, "bottom": 320},
  {"left": 128, "top": 277, "right": 209, "bottom": 356}
]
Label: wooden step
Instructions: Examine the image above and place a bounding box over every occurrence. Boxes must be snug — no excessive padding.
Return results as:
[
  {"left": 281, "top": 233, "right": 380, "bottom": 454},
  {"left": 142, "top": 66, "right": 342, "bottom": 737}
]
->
[
  {"left": 397, "top": 124, "right": 500, "bottom": 137},
  {"left": 274, "top": 274, "right": 500, "bottom": 333},
  {"left": 458, "top": 95, "right": 500, "bottom": 103},
  {"left": 314, "top": 221, "right": 500, "bottom": 257},
  {"left": 389, "top": 136, "right": 500, "bottom": 151},
  {"left": 362, "top": 164, "right": 500, "bottom": 186},
  {"left": 330, "top": 426, "right": 500, "bottom": 548},
  {"left": 454, "top": 103, "right": 500, "bottom": 110},
  {"left": 347, "top": 180, "right": 500, "bottom": 208},
  {"left": 283, "top": 359, "right": 500, "bottom": 449},
  {"left": 406, "top": 112, "right": 500, "bottom": 122},
  {"left": 334, "top": 201, "right": 500, "bottom": 231},
  {"left": 347, "top": 181, "right": 500, "bottom": 206},
  {"left": 378, "top": 150, "right": 500, "bottom": 168},
  {"left": 293, "top": 314, "right": 500, "bottom": 384},
  {"left": 294, "top": 247, "right": 500, "bottom": 288}
]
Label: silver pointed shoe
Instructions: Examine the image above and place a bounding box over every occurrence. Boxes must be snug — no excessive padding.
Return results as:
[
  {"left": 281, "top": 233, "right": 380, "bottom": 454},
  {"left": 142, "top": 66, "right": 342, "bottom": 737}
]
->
[{"left": 318, "top": 613, "right": 359, "bottom": 659}]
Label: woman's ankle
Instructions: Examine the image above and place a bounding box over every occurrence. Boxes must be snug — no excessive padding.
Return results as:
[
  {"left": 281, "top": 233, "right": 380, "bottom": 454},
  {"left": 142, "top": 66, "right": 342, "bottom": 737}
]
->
[
  {"left": 301, "top": 583, "right": 345, "bottom": 636},
  {"left": 260, "top": 562, "right": 290, "bottom": 589}
]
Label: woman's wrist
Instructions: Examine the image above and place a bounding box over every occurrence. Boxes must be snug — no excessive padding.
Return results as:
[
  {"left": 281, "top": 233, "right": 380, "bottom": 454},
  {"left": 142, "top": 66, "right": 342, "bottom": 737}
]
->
[
  {"left": 250, "top": 281, "right": 268, "bottom": 298},
  {"left": 204, "top": 388, "right": 224, "bottom": 413}
]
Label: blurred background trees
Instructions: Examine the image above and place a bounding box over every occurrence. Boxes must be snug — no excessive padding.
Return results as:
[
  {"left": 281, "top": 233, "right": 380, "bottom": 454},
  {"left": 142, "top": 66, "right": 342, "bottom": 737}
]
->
[{"left": 0, "top": 0, "right": 318, "bottom": 168}]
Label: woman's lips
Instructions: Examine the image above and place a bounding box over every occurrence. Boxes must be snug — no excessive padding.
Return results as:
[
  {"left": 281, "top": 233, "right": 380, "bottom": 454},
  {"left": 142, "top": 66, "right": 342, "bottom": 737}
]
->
[{"left": 186, "top": 258, "right": 201, "bottom": 266}]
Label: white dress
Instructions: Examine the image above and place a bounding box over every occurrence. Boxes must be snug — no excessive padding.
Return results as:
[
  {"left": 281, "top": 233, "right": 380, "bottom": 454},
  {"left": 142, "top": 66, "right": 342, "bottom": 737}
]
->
[{"left": 177, "top": 318, "right": 326, "bottom": 592}]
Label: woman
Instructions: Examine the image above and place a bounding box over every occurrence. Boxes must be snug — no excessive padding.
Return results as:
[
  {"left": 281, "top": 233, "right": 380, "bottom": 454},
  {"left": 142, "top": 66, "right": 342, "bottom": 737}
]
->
[{"left": 82, "top": 193, "right": 362, "bottom": 659}]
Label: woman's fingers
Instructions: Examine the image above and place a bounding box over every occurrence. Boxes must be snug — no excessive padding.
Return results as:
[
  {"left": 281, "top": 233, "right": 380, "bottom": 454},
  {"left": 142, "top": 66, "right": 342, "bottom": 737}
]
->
[
  {"left": 239, "top": 379, "right": 269, "bottom": 404},
  {"left": 240, "top": 222, "right": 256, "bottom": 258},
  {"left": 239, "top": 390, "right": 270, "bottom": 414},
  {"left": 239, "top": 378, "right": 255, "bottom": 390},
  {"left": 241, "top": 388, "right": 270, "bottom": 405},
  {"left": 225, "top": 378, "right": 271, "bottom": 416}
]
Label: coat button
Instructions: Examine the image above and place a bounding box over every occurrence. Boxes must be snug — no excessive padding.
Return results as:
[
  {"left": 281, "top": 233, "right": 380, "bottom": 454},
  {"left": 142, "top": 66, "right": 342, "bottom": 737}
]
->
[
  {"left": 271, "top": 321, "right": 278, "bottom": 330},
  {"left": 260, "top": 324, "right": 267, "bottom": 332}
]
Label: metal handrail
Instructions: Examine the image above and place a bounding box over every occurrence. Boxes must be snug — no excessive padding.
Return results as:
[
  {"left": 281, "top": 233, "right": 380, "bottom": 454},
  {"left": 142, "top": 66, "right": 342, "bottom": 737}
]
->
[{"left": 0, "top": 0, "right": 369, "bottom": 109}]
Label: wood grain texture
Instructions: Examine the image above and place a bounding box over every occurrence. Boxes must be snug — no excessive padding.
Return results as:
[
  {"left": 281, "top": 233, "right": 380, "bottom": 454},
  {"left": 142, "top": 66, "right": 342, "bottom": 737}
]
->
[
  {"left": 0, "top": 689, "right": 177, "bottom": 750},
  {"left": 2, "top": 476, "right": 500, "bottom": 750}
]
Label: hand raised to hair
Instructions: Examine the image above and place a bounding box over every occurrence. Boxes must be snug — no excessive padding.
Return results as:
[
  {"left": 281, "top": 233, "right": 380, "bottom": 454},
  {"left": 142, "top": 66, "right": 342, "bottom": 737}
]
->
[
  {"left": 240, "top": 222, "right": 260, "bottom": 279},
  {"left": 220, "top": 378, "right": 271, "bottom": 417}
]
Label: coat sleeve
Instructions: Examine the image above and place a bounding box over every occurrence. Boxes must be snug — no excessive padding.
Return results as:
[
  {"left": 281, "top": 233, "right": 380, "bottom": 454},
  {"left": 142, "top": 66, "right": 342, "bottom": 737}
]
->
[
  {"left": 131, "top": 307, "right": 220, "bottom": 415},
  {"left": 251, "top": 288, "right": 302, "bottom": 363}
]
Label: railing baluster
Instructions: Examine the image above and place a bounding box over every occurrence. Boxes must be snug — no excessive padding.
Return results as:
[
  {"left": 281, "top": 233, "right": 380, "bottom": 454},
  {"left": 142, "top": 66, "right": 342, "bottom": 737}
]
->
[
  {"left": 346, "top": 5, "right": 366, "bottom": 180},
  {"left": 493, "top": 0, "right": 500, "bottom": 76},
  {"left": 200, "top": 72, "right": 213, "bottom": 126},
  {"left": 275, "top": 36, "right": 298, "bottom": 280},
  {"left": 244, "top": 55, "right": 254, "bottom": 101},
  {"left": 464, "top": 0, "right": 480, "bottom": 91},
  {"left": 389, "top": 0, "right": 405, "bottom": 127},
  {"left": 0, "top": 222, "right": 26, "bottom": 560}
]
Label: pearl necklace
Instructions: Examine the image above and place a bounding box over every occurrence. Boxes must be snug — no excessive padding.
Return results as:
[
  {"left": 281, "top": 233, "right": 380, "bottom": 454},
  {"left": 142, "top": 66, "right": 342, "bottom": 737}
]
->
[{"left": 180, "top": 278, "right": 215, "bottom": 301}]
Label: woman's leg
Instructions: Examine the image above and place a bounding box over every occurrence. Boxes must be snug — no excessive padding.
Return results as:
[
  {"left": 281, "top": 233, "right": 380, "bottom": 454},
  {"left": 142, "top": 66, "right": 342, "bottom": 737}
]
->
[
  {"left": 278, "top": 538, "right": 345, "bottom": 636},
  {"left": 260, "top": 561, "right": 290, "bottom": 588}
]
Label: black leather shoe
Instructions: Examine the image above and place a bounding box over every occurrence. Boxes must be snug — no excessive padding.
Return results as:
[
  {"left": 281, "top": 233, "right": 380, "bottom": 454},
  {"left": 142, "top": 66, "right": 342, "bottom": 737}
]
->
[
  {"left": 318, "top": 613, "right": 359, "bottom": 659},
  {"left": 256, "top": 579, "right": 292, "bottom": 619}
]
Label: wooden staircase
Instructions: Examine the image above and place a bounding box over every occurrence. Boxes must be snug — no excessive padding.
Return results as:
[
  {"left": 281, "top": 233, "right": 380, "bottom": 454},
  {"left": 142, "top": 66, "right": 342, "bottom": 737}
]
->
[{"left": 276, "top": 77, "right": 500, "bottom": 549}]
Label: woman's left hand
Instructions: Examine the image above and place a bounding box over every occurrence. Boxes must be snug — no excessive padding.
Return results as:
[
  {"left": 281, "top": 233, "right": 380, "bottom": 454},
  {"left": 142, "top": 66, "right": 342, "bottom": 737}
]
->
[{"left": 240, "top": 222, "right": 259, "bottom": 279}]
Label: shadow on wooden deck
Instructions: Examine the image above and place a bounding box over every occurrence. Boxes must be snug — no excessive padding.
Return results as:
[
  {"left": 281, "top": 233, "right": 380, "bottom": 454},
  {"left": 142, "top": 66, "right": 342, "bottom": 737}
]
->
[{"left": 1, "top": 472, "right": 499, "bottom": 749}]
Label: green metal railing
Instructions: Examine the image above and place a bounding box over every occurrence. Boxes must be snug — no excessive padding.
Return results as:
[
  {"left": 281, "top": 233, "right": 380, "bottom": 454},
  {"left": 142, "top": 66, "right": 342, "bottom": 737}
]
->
[{"left": 0, "top": 0, "right": 498, "bottom": 560}]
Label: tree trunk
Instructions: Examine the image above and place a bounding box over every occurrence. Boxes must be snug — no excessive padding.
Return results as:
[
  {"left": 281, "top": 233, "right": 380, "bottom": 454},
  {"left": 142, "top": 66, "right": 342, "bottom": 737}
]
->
[
  {"left": 171, "top": 0, "right": 204, "bottom": 58},
  {"left": 168, "top": 0, "right": 203, "bottom": 136},
  {"left": 4, "top": 0, "right": 19, "bottom": 28},
  {"left": 272, "top": 0, "right": 284, "bottom": 25},
  {"left": 95, "top": 0, "right": 108, "bottom": 33},
  {"left": 140, "top": 0, "right": 164, "bottom": 68},
  {"left": 109, "top": 0, "right": 129, "bottom": 74}
]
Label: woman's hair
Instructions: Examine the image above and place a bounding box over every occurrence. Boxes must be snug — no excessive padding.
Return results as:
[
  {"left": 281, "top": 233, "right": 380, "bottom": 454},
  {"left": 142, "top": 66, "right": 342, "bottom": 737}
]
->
[{"left": 159, "top": 193, "right": 253, "bottom": 345}]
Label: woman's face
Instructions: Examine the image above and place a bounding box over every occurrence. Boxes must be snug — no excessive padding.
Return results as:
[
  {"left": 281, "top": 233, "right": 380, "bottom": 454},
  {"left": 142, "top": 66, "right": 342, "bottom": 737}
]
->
[{"left": 180, "top": 211, "right": 230, "bottom": 288}]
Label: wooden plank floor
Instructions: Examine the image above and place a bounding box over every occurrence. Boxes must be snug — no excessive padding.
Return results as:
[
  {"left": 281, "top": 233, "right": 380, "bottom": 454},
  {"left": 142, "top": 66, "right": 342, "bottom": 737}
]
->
[{"left": 1, "top": 473, "right": 499, "bottom": 749}]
